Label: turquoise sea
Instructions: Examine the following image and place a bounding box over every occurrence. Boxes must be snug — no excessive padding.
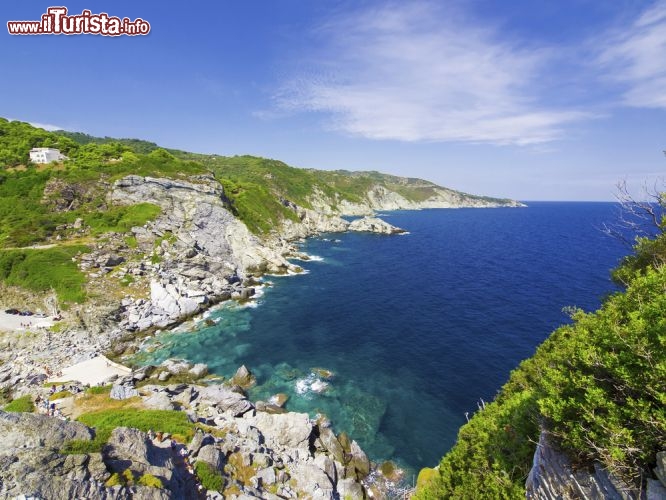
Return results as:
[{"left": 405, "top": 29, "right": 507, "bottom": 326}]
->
[{"left": 133, "top": 202, "right": 629, "bottom": 475}]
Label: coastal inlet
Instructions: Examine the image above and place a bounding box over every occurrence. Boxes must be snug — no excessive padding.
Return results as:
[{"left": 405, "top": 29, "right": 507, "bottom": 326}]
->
[{"left": 131, "top": 203, "right": 628, "bottom": 475}]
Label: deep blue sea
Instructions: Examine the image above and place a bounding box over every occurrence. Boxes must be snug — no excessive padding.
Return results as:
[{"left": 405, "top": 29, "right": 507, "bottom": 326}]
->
[{"left": 134, "top": 202, "right": 630, "bottom": 475}]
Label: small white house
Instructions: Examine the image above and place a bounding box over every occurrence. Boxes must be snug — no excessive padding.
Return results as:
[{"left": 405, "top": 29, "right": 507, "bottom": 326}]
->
[{"left": 29, "top": 147, "right": 67, "bottom": 164}]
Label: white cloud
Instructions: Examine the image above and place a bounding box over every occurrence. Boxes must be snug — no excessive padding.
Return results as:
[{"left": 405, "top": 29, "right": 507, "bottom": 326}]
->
[
  {"left": 597, "top": 1, "right": 666, "bottom": 109},
  {"left": 8, "top": 118, "right": 64, "bottom": 131},
  {"left": 28, "top": 121, "right": 64, "bottom": 132},
  {"left": 275, "top": 2, "right": 591, "bottom": 145}
]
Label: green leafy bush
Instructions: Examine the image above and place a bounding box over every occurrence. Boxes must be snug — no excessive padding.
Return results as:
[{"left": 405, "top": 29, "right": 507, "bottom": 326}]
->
[
  {"left": 195, "top": 461, "right": 225, "bottom": 492},
  {"left": 138, "top": 473, "right": 164, "bottom": 488}
]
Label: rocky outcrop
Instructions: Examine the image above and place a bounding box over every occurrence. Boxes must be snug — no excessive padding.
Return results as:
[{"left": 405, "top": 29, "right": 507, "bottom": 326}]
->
[
  {"left": 110, "top": 175, "right": 300, "bottom": 331},
  {"left": 127, "top": 378, "right": 372, "bottom": 498},
  {"left": 348, "top": 216, "right": 405, "bottom": 234},
  {"left": 525, "top": 431, "right": 663, "bottom": 499}
]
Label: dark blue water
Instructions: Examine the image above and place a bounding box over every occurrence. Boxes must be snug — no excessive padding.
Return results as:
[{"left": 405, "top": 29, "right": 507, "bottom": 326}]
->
[{"left": 134, "top": 202, "right": 629, "bottom": 473}]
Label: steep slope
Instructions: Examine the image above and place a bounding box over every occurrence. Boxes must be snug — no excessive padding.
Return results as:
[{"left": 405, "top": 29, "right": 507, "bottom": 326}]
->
[{"left": 414, "top": 229, "right": 666, "bottom": 498}]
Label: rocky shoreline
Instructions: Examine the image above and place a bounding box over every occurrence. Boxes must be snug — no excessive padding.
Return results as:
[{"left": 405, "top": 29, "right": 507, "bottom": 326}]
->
[
  {"left": 0, "top": 359, "right": 379, "bottom": 499},
  {"left": 0, "top": 173, "right": 520, "bottom": 498}
]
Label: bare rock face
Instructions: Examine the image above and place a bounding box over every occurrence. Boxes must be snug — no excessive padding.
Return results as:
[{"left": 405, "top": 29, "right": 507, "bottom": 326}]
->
[
  {"left": 240, "top": 411, "right": 314, "bottom": 451},
  {"left": 526, "top": 431, "right": 643, "bottom": 499},
  {"left": 111, "top": 175, "right": 293, "bottom": 274},
  {"left": 111, "top": 175, "right": 301, "bottom": 332},
  {"left": 0, "top": 410, "right": 93, "bottom": 449}
]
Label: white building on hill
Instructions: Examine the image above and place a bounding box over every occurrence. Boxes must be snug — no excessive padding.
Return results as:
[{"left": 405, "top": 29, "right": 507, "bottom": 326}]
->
[{"left": 29, "top": 147, "right": 67, "bottom": 164}]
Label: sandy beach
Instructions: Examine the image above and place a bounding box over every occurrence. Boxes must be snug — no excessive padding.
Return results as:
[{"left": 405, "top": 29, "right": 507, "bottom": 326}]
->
[
  {"left": 49, "top": 355, "right": 132, "bottom": 386},
  {"left": 0, "top": 311, "right": 55, "bottom": 332}
]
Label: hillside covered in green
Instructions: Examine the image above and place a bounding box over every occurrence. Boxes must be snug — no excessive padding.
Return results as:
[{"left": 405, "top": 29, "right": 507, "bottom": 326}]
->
[
  {"left": 415, "top": 217, "right": 666, "bottom": 497},
  {"left": 0, "top": 118, "right": 516, "bottom": 303}
]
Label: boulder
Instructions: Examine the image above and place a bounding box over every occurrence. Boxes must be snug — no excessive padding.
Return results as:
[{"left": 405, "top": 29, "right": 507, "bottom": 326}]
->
[
  {"left": 198, "top": 384, "right": 254, "bottom": 417},
  {"left": 103, "top": 254, "right": 125, "bottom": 267},
  {"left": 106, "top": 427, "right": 151, "bottom": 465},
  {"left": 269, "top": 393, "right": 289, "bottom": 407},
  {"left": 188, "top": 431, "right": 214, "bottom": 456},
  {"left": 243, "top": 411, "right": 313, "bottom": 450},
  {"left": 0, "top": 410, "right": 93, "bottom": 449},
  {"left": 110, "top": 383, "right": 139, "bottom": 400},
  {"left": 655, "top": 451, "right": 666, "bottom": 487},
  {"left": 256, "top": 466, "right": 277, "bottom": 486},
  {"left": 161, "top": 358, "right": 192, "bottom": 375},
  {"left": 291, "top": 462, "right": 335, "bottom": 498},
  {"left": 197, "top": 444, "right": 225, "bottom": 470},
  {"left": 143, "top": 391, "right": 175, "bottom": 410},
  {"left": 315, "top": 454, "right": 337, "bottom": 484},
  {"left": 188, "top": 363, "right": 208, "bottom": 379}
]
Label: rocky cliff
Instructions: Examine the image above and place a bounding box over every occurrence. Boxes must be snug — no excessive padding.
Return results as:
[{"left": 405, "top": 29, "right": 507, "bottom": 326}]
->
[
  {"left": 526, "top": 431, "right": 666, "bottom": 500},
  {"left": 105, "top": 174, "right": 409, "bottom": 332}
]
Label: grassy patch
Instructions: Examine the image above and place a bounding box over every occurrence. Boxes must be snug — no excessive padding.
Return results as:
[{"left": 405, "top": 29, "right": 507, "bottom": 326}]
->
[
  {"left": 50, "top": 390, "right": 73, "bottom": 400},
  {"left": 85, "top": 385, "right": 112, "bottom": 395},
  {"left": 61, "top": 430, "right": 110, "bottom": 454},
  {"left": 77, "top": 408, "right": 195, "bottom": 442},
  {"left": 0, "top": 246, "right": 89, "bottom": 303},
  {"left": 3, "top": 395, "right": 34, "bottom": 412},
  {"left": 124, "top": 235, "right": 138, "bottom": 248}
]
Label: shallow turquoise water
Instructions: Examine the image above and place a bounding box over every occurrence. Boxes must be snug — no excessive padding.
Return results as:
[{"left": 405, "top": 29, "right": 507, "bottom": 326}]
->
[{"left": 132, "top": 203, "right": 628, "bottom": 473}]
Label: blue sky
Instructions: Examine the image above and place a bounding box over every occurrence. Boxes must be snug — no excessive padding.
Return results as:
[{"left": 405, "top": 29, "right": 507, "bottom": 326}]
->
[{"left": 2, "top": 1, "right": 665, "bottom": 200}]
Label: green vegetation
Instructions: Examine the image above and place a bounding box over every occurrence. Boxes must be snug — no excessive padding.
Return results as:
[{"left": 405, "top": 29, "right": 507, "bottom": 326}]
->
[
  {"left": 50, "top": 390, "right": 73, "bottom": 400},
  {"left": 105, "top": 472, "right": 124, "bottom": 487},
  {"left": 416, "top": 231, "right": 666, "bottom": 498},
  {"left": 84, "top": 203, "right": 161, "bottom": 235},
  {"left": 77, "top": 408, "right": 196, "bottom": 442},
  {"left": 85, "top": 385, "right": 112, "bottom": 395},
  {"left": 195, "top": 461, "right": 226, "bottom": 492},
  {"left": 3, "top": 395, "right": 35, "bottom": 412},
  {"left": 104, "top": 469, "right": 161, "bottom": 488},
  {"left": 62, "top": 433, "right": 109, "bottom": 454},
  {"left": 1, "top": 118, "right": 509, "bottom": 241},
  {"left": 0, "top": 246, "right": 89, "bottom": 303},
  {"left": 138, "top": 473, "right": 164, "bottom": 488}
]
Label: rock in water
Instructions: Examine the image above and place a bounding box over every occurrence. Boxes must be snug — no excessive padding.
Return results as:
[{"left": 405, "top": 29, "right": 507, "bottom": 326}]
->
[
  {"left": 232, "top": 364, "right": 256, "bottom": 388},
  {"left": 348, "top": 216, "right": 405, "bottom": 234},
  {"left": 348, "top": 440, "right": 370, "bottom": 479}
]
